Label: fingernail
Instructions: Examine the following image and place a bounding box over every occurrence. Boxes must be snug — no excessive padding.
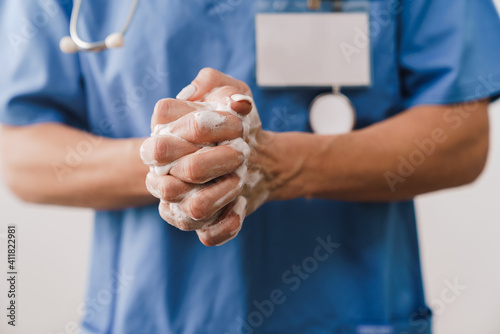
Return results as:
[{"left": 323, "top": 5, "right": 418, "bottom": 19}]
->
[
  {"left": 176, "top": 84, "right": 196, "bottom": 100},
  {"left": 140, "top": 138, "right": 157, "bottom": 165},
  {"left": 230, "top": 94, "right": 253, "bottom": 104}
]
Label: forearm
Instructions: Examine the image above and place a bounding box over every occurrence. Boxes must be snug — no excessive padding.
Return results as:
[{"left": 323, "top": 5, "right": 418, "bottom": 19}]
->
[
  {"left": 0, "top": 123, "right": 155, "bottom": 209},
  {"left": 261, "top": 101, "right": 489, "bottom": 202}
]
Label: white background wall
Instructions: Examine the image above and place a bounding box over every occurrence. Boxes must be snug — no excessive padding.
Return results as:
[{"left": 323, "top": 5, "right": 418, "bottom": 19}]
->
[
  {"left": 416, "top": 102, "right": 500, "bottom": 334},
  {"left": 1, "top": 3, "right": 500, "bottom": 333}
]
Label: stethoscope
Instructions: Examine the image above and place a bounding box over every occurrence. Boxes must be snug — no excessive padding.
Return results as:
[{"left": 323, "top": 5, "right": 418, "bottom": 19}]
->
[
  {"left": 59, "top": 0, "right": 140, "bottom": 53},
  {"left": 60, "top": 0, "right": 356, "bottom": 135}
]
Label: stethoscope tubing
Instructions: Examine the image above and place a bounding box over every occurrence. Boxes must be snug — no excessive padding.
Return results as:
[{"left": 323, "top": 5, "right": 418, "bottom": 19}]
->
[{"left": 69, "top": 0, "right": 140, "bottom": 52}]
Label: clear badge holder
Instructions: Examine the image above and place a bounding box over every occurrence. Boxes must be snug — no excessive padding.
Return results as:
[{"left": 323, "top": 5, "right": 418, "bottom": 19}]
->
[{"left": 255, "top": 0, "right": 372, "bottom": 134}]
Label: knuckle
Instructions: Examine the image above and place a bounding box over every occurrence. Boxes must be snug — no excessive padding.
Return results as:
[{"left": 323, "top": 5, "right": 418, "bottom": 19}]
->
[
  {"left": 160, "top": 177, "right": 186, "bottom": 202},
  {"left": 159, "top": 181, "right": 174, "bottom": 202},
  {"left": 145, "top": 176, "right": 159, "bottom": 198},
  {"left": 153, "top": 98, "right": 176, "bottom": 124},
  {"left": 176, "top": 219, "right": 193, "bottom": 231},
  {"left": 227, "top": 116, "right": 244, "bottom": 137},
  {"left": 189, "top": 115, "right": 205, "bottom": 140},
  {"left": 241, "top": 82, "right": 250, "bottom": 92},
  {"left": 199, "top": 67, "right": 217, "bottom": 81},
  {"left": 220, "top": 85, "right": 239, "bottom": 98},
  {"left": 152, "top": 137, "right": 162, "bottom": 162},
  {"left": 155, "top": 98, "right": 176, "bottom": 114},
  {"left": 198, "top": 232, "right": 217, "bottom": 247},
  {"left": 159, "top": 200, "right": 193, "bottom": 232},
  {"left": 185, "top": 197, "right": 209, "bottom": 221},
  {"left": 153, "top": 137, "right": 168, "bottom": 163},
  {"left": 182, "top": 158, "right": 202, "bottom": 183},
  {"left": 158, "top": 203, "right": 173, "bottom": 223}
]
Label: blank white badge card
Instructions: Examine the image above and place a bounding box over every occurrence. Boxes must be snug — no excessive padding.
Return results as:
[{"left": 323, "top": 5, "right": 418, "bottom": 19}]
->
[{"left": 256, "top": 13, "right": 371, "bottom": 87}]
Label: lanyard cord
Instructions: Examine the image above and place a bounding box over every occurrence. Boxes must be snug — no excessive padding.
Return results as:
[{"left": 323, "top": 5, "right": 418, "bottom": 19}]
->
[{"left": 308, "top": 0, "right": 343, "bottom": 11}]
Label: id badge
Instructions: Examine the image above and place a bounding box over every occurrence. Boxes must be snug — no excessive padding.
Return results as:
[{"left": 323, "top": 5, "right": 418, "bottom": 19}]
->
[
  {"left": 255, "top": 2, "right": 372, "bottom": 135},
  {"left": 255, "top": 10, "right": 372, "bottom": 87}
]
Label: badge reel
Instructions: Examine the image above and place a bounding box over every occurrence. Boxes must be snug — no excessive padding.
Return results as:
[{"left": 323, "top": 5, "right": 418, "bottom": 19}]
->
[
  {"left": 255, "top": 0, "right": 371, "bottom": 135},
  {"left": 309, "top": 86, "right": 355, "bottom": 135}
]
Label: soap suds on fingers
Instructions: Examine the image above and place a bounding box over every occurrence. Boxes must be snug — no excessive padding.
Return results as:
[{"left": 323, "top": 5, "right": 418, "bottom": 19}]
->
[
  {"left": 246, "top": 171, "right": 262, "bottom": 189},
  {"left": 222, "top": 137, "right": 251, "bottom": 160},
  {"left": 193, "top": 110, "right": 227, "bottom": 131},
  {"left": 148, "top": 93, "right": 265, "bottom": 242},
  {"left": 154, "top": 163, "right": 176, "bottom": 176}
]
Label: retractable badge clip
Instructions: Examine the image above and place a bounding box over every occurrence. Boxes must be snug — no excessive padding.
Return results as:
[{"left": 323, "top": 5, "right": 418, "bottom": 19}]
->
[
  {"left": 309, "top": 86, "right": 356, "bottom": 135},
  {"left": 307, "top": 0, "right": 356, "bottom": 135}
]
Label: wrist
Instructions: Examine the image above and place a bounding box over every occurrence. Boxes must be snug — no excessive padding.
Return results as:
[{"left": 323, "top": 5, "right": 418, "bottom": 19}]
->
[
  {"left": 252, "top": 130, "right": 313, "bottom": 201},
  {"left": 123, "top": 138, "right": 157, "bottom": 204}
]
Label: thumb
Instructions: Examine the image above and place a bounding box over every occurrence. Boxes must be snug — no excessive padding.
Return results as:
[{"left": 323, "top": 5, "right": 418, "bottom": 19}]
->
[{"left": 176, "top": 67, "right": 251, "bottom": 102}]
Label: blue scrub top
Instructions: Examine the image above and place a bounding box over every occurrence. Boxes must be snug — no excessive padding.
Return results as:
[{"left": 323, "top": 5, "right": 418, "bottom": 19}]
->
[{"left": 2, "top": 1, "right": 500, "bottom": 333}]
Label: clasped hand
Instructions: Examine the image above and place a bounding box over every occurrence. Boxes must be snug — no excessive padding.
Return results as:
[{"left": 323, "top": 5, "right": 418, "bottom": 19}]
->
[{"left": 141, "top": 68, "right": 272, "bottom": 246}]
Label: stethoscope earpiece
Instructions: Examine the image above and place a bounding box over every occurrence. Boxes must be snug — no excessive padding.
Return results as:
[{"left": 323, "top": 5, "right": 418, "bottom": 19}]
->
[
  {"left": 59, "top": 36, "right": 79, "bottom": 54},
  {"left": 105, "top": 33, "right": 124, "bottom": 49},
  {"left": 309, "top": 90, "right": 356, "bottom": 135},
  {"left": 59, "top": 32, "right": 124, "bottom": 53}
]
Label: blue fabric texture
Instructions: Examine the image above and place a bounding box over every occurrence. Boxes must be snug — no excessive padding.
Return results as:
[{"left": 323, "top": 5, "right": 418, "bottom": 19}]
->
[{"left": 1, "top": 0, "right": 500, "bottom": 333}]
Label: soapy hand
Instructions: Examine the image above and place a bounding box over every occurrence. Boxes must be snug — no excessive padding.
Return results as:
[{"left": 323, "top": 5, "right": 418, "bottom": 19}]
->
[{"left": 141, "top": 68, "right": 270, "bottom": 246}]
